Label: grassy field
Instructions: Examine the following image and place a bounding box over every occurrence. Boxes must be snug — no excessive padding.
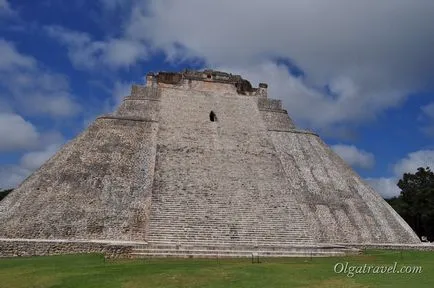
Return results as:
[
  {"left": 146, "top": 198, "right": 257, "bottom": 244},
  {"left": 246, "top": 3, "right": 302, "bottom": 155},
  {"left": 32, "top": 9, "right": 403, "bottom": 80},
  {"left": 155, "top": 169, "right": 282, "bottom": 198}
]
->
[{"left": 0, "top": 250, "right": 432, "bottom": 288}]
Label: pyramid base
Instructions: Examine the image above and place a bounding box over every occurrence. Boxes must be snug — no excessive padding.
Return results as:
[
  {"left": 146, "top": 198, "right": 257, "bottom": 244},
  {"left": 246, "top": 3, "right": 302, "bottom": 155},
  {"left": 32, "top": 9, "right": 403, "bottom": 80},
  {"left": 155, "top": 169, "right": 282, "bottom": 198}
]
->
[{"left": 1, "top": 238, "right": 433, "bottom": 258}]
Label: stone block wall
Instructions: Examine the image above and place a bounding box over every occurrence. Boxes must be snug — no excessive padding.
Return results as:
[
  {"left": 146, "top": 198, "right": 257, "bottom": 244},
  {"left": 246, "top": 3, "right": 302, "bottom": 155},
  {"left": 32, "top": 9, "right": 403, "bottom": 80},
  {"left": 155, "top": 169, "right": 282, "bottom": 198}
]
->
[
  {"left": 158, "top": 79, "right": 239, "bottom": 94},
  {"left": 260, "top": 110, "right": 296, "bottom": 131},
  {"left": 257, "top": 98, "right": 282, "bottom": 110},
  {"left": 0, "top": 239, "right": 133, "bottom": 258},
  {"left": 115, "top": 86, "right": 161, "bottom": 121},
  {"left": 131, "top": 85, "right": 160, "bottom": 100}
]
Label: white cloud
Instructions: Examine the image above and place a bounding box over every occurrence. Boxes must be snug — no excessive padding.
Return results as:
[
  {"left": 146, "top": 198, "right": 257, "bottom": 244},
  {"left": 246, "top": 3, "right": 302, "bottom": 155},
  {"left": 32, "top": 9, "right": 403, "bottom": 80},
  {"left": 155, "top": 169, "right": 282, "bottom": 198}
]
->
[
  {"left": 0, "top": 0, "right": 12, "bottom": 14},
  {"left": 112, "top": 81, "right": 132, "bottom": 107},
  {"left": 422, "top": 103, "right": 434, "bottom": 119},
  {"left": 331, "top": 144, "right": 375, "bottom": 169},
  {"left": 104, "top": 39, "right": 146, "bottom": 68},
  {"left": 23, "top": 92, "right": 81, "bottom": 117},
  {"left": 99, "top": 0, "right": 128, "bottom": 10},
  {"left": 367, "top": 149, "right": 434, "bottom": 198},
  {"left": 0, "top": 165, "right": 31, "bottom": 189},
  {"left": 80, "top": 80, "right": 133, "bottom": 129},
  {"left": 0, "top": 133, "right": 64, "bottom": 188},
  {"left": 37, "top": 131, "right": 65, "bottom": 148},
  {"left": 92, "top": 0, "right": 433, "bottom": 132},
  {"left": 40, "top": 1, "right": 434, "bottom": 133},
  {"left": 0, "top": 0, "right": 9, "bottom": 8},
  {"left": 20, "top": 143, "right": 61, "bottom": 171},
  {"left": 420, "top": 102, "right": 434, "bottom": 136},
  {"left": 365, "top": 177, "right": 400, "bottom": 200},
  {"left": 393, "top": 150, "right": 434, "bottom": 176},
  {"left": 0, "top": 113, "right": 39, "bottom": 152},
  {"left": 0, "top": 39, "right": 81, "bottom": 118},
  {"left": 0, "top": 41, "right": 71, "bottom": 184},
  {"left": 216, "top": 62, "right": 407, "bottom": 130},
  {"left": 129, "top": 0, "right": 434, "bottom": 85},
  {"left": 0, "top": 39, "right": 35, "bottom": 70},
  {"left": 45, "top": 26, "right": 148, "bottom": 70},
  {"left": 44, "top": 1, "right": 434, "bottom": 131}
]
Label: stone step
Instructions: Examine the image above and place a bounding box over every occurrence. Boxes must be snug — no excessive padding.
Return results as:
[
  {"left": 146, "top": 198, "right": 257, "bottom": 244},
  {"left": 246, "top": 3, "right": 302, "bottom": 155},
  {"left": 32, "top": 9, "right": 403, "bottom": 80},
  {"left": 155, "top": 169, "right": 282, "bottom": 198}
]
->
[
  {"left": 150, "top": 212, "right": 304, "bottom": 215},
  {"left": 129, "top": 245, "right": 360, "bottom": 258},
  {"left": 150, "top": 202, "right": 304, "bottom": 206},
  {"left": 148, "top": 211, "right": 306, "bottom": 215},
  {"left": 148, "top": 233, "right": 310, "bottom": 237},
  {"left": 131, "top": 85, "right": 160, "bottom": 99},
  {"left": 149, "top": 232, "right": 309, "bottom": 236},
  {"left": 148, "top": 221, "right": 308, "bottom": 226},
  {"left": 148, "top": 218, "right": 307, "bottom": 223},
  {"left": 148, "top": 239, "right": 314, "bottom": 245},
  {"left": 147, "top": 235, "right": 312, "bottom": 241},
  {"left": 143, "top": 240, "right": 319, "bottom": 248},
  {"left": 148, "top": 225, "right": 309, "bottom": 229},
  {"left": 149, "top": 223, "right": 307, "bottom": 227},
  {"left": 130, "top": 251, "right": 349, "bottom": 258},
  {"left": 149, "top": 206, "right": 304, "bottom": 211},
  {"left": 148, "top": 231, "right": 311, "bottom": 236},
  {"left": 147, "top": 228, "right": 310, "bottom": 234},
  {"left": 148, "top": 225, "right": 307, "bottom": 230},
  {"left": 149, "top": 218, "right": 306, "bottom": 222},
  {"left": 132, "top": 245, "right": 352, "bottom": 253},
  {"left": 129, "top": 236, "right": 360, "bottom": 258},
  {"left": 148, "top": 234, "right": 312, "bottom": 240},
  {"left": 149, "top": 216, "right": 307, "bottom": 220}
]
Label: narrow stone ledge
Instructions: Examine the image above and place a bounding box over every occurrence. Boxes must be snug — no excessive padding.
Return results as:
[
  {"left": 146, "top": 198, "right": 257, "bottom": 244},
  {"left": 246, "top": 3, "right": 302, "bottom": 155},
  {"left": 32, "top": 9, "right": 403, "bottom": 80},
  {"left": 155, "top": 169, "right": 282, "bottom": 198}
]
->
[
  {"left": 0, "top": 238, "right": 148, "bottom": 245},
  {"left": 337, "top": 242, "right": 433, "bottom": 251},
  {"left": 97, "top": 115, "right": 159, "bottom": 123},
  {"left": 160, "top": 85, "right": 256, "bottom": 97},
  {"left": 124, "top": 97, "right": 161, "bottom": 102},
  {"left": 268, "top": 129, "right": 319, "bottom": 136},
  {"left": 259, "top": 108, "right": 288, "bottom": 114}
]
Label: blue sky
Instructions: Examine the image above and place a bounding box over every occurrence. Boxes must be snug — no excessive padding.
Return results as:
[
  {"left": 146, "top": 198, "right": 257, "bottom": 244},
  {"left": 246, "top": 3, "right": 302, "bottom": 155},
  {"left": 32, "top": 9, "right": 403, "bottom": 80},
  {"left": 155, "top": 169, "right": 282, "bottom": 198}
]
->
[{"left": 1, "top": 0, "right": 434, "bottom": 198}]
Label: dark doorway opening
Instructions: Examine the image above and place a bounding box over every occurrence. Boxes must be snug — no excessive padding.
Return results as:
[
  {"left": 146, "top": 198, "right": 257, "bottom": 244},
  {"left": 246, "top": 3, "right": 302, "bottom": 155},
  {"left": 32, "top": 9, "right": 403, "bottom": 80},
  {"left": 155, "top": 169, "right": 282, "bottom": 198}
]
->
[{"left": 210, "top": 111, "right": 217, "bottom": 122}]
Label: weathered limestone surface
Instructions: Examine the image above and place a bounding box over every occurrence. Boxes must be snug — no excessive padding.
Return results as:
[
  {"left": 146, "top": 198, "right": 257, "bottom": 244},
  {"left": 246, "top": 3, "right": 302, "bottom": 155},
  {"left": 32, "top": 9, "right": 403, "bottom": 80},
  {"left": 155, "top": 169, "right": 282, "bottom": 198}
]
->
[
  {"left": 0, "top": 69, "right": 421, "bottom": 258},
  {"left": 0, "top": 87, "right": 160, "bottom": 241},
  {"left": 0, "top": 239, "right": 133, "bottom": 258},
  {"left": 270, "top": 132, "right": 420, "bottom": 243}
]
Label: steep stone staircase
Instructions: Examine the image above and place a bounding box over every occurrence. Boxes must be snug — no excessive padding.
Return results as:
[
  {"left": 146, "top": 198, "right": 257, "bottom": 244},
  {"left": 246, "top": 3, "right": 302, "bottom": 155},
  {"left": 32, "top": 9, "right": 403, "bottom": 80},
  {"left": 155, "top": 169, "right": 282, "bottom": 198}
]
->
[
  {"left": 141, "top": 186, "right": 352, "bottom": 257},
  {"left": 147, "top": 214, "right": 312, "bottom": 244}
]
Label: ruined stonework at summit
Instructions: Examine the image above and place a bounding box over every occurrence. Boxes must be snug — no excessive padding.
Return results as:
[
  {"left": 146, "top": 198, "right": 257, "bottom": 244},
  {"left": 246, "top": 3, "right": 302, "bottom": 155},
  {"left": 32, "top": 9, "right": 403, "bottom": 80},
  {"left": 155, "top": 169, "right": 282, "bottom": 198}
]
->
[{"left": 0, "top": 70, "right": 420, "bottom": 255}]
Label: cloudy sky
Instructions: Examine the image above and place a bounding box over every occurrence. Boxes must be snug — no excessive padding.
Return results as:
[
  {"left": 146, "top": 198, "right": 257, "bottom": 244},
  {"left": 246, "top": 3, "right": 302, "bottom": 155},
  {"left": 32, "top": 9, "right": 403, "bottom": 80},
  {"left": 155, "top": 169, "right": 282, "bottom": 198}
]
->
[{"left": 1, "top": 0, "right": 434, "bottom": 198}]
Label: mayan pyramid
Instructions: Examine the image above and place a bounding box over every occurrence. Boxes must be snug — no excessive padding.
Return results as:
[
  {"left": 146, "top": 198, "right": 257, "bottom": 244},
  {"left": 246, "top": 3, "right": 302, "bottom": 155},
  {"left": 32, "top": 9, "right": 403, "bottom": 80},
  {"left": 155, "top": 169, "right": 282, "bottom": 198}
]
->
[{"left": 0, "top": 70, "right": 420, "bottom": 257}]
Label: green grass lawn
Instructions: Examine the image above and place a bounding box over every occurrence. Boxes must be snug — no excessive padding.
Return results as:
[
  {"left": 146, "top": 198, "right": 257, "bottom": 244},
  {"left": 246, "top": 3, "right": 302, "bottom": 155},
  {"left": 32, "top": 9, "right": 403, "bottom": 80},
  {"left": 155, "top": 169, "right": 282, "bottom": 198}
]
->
[{"left": 0, "top": 250, "right": 432, "bottom": 288}]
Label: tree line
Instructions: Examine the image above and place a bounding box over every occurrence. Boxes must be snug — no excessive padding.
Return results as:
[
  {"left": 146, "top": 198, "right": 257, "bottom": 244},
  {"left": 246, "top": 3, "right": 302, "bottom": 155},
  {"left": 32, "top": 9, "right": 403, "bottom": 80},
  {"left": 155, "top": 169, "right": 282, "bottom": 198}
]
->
[
  {"left": 386, "top": 167, "right": 434, "bottom": 241},
  {"left": 0, "top": 188, "right": 13, "bottom": 201}
]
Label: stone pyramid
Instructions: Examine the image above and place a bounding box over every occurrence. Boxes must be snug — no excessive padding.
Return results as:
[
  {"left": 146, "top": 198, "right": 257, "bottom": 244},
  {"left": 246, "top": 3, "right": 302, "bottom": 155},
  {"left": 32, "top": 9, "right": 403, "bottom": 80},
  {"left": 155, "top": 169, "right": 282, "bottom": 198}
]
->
[{"left": 0, "top": 70, "right": 420, "bottom": 257}]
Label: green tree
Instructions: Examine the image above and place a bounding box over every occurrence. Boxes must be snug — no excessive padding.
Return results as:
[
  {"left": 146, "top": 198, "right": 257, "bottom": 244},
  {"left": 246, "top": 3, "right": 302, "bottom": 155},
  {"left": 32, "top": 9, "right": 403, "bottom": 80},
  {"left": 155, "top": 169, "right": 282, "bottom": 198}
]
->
[
  {"left": 0, "top": 188, "right": 13, "bottom": 201},
  {"left": 386, "top": 167, "right": 434, "bottom": 241}
]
